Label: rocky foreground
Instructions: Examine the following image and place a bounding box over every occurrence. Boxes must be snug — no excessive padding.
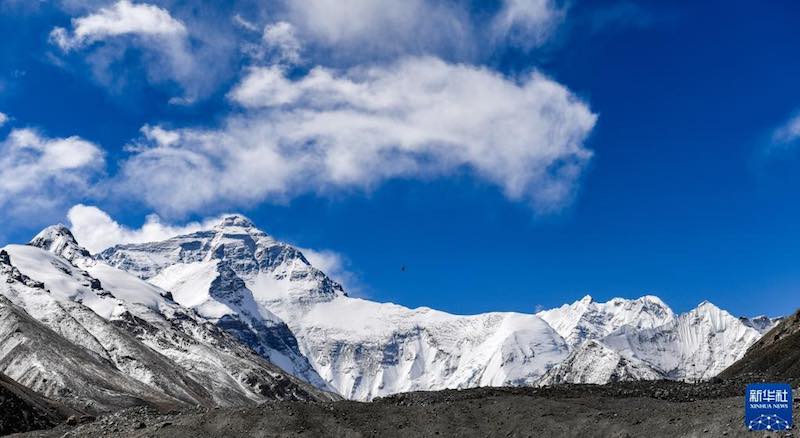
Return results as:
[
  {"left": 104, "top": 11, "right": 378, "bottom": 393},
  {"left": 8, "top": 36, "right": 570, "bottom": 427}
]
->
[{"left": 10, "top": 379, "right": 799, "bottom": 438}]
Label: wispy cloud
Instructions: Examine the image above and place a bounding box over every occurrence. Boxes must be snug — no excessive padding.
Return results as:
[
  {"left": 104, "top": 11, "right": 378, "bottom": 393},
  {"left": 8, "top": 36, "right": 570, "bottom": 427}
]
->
[
  {"left": 282, "top": 0, "right": 567, "bottom": 61},
  {"left": 492, "top": 0, "right": 566, "bottom": 50},
  {"left": 281, "top": 0, "right": 474, "bottom": 61},
  {"left": 261, "top": 21, "right": 302, "bottom": 65},
  {"left": 772, "top": 112, "right": 800, "bottom": 147}
]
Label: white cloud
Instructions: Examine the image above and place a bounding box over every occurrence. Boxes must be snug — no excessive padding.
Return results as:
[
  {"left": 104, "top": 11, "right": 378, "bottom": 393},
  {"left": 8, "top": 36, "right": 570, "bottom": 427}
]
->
[
  {"left": 773, "top": 113, "right": 800, "bottom": 146},
  {"left": 49, "top": 0, "right": 203, "bottom": 100},
  {"left": 281, "top": 0, "right": 564, "bottom": 60},
  {"left": 45, "top": 0, "right": 568, "bottom": 104},
  {"left": 50, "top": 0, "right": 187, "bottom": 50},
  {"left": 262, "top": 21, "right": 302, "bottom": 65},
  {"left": 241, "top": 21, "right": 303, "bottom": 66},
  {"left": 0, "top": 112, "right": 7, "bottom": 127},
  {"left": 492, "top": 0, "right": 566, "bottom": 50},
  {"left": 0, "top": 128, "right": 105, "bottom": 216},
  {"left": 67, "top": 204, "right": 217, "bottom": 253},
  {"left": 118, "top": 56, "right": 596, "bottom": 217},
  {"left": 233, "top": 13, "right": 259, "bottom": 33},
  {"left": 282, "top": 0, "right": 475, "bottom": 60}
]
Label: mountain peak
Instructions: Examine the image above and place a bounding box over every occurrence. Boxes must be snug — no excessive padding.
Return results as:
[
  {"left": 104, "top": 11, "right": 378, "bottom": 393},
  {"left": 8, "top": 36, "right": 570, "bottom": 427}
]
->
[
  {"left": 31, "top": 224, "right": 75, "bottom": 242},
  {"left": 29, "top": 225, "right": 91, "bottom": 262},
  {"left": 638, "top": 295, "right": 668, "bottom": 307},
  {"left": 695, "top": 300, "right": 718, "bottom": 310},
  {"left": 579, "top": 295, "right": 593, "bottom": 304},
  {"left": 688, "top": 300, "right": 730, "bottom": 322},
  {"left": 214, "top": 214, "right": 256, "bottom": 230}
]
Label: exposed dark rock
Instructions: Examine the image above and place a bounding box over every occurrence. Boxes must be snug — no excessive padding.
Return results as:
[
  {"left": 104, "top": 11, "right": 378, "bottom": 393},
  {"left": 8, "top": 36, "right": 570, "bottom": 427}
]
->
[
  {"left": 0, "top": 372, "right": 81, "bottom": 435},
  {"left": 720, "top": 309, "right": 800, "bottom": 383}
]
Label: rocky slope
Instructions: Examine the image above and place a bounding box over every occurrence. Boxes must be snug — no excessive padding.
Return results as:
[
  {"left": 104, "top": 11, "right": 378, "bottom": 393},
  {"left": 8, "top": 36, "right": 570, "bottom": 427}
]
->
[
  {"left": 720, "top": 309, "right": 800, "bottom": 382},
  {"left": 0, "top": 372, "right": 82, "bottom": 436}
]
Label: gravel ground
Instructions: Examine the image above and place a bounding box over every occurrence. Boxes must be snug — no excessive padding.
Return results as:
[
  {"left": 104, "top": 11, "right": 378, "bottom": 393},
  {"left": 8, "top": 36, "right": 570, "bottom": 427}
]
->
[{"left": 11, "top": 381, "right": 800, "bottom": 438}]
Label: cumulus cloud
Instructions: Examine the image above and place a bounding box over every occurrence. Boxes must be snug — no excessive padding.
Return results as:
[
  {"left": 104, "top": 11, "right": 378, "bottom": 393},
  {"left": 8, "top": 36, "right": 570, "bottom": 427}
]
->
[
  {"left": 0, "top": 128, "right": 105, "bottom": 216},
  {"left": 492, "top": 0, "right": 566, "bottom": 50},
  {"left": 50, "top": 0, "right": 187, "bottom": 50},
  {"left": 118, "top": 56, "right": 596, "bottom": 217},
  {"left": 49, "top": 0, "right": 205, "bottom": 101},
  {"left": 67, "top": 204, "right": 217, "bottom": 253}
]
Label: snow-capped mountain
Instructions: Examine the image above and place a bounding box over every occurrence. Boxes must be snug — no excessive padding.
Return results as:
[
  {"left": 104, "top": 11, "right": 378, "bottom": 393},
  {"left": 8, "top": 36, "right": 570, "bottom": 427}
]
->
[
  {"left": 97, "top": 216, "right": 337, "bottom": 390},
  {"left": 601, "top": 301, "right": 764, "bottom": 381},
  {"left": 536, "top": 296, "right": 768, "bottom": 383},
  {"left": 0, "top": 226, "right": 333, "bottom": 413},
  {"left": 2, "top": 215, "right": 775, "bottom": 405},
  {"left": 100, "top": 215, "right": 570, "bottom": 401},
  {"left": 536, "top": 295, "right": 675, "bottom": 349}
]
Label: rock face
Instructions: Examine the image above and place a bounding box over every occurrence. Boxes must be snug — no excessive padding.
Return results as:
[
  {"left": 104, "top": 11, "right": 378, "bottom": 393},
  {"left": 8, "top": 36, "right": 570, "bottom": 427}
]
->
[
  {"left": 537, "top": 340, "right": 665, "bottom": 385},
  {"left": 720, "top": 309, "right": 800, "bottom": 381},
  {"left": 0, "top": 234, "right": 334, "bottom": 413},
  {"left": 738, "top": 315, "right": 783, "bottom": 334}
]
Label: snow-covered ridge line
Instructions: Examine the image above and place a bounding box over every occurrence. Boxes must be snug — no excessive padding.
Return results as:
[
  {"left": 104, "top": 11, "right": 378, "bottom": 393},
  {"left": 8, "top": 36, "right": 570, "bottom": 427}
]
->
[{"left": 91, "top": 214, "right": 776, "bottom": 399}]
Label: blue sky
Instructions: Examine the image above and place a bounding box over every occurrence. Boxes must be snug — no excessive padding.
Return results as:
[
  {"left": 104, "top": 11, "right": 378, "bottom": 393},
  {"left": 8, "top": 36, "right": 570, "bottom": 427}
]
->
[{"left": 1, "top": 0, "right": 799, "bottom": 317}]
